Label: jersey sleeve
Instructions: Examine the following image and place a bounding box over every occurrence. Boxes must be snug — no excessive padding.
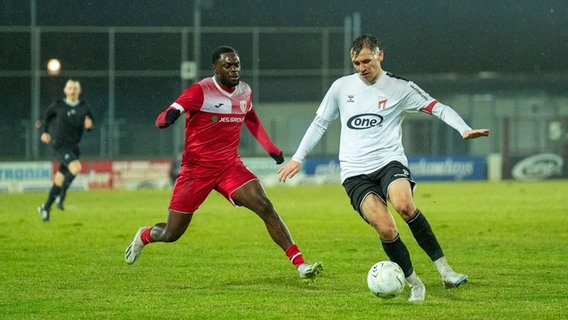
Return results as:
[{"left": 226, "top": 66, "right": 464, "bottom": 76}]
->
[
  {"left": 174, "top": 83, "right": 205, "bottom": 112},
  {"left": 401, "top": 81, "right": 437, "bottom": 113},
  {"left": 244, "top": 107, "right": 281, "bottom": 155},
  {"left": 155, "top": 83, "right": 204, "bottom": 128},
  {"left": 404, "top": 81, "right": 472, "bottom": 135},
  {"left": 40, "top": 102, "right": 58, "bottom": 133},
  {"left": 292, "top": 81, "right": 338, "bottom": 162},
  {"left": 315, "top": 80, "right": 340, "bottom": 121},
  {"left": 155, "top": 106, "right": 182, "bottom": 128},
  {"left": 426, "top": 102, "right": 472, "bottom": 135},
  {"left": 291, "top": 115, "right": 330, "bottom": 163},
  {"left": 85, "top": 102, "right": 95, "bottom": 123}
]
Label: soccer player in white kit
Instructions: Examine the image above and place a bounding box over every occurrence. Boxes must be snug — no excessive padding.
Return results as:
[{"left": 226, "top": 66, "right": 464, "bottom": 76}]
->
[{"left": 278, "top": 34, "right": 489, "bottom": 302}]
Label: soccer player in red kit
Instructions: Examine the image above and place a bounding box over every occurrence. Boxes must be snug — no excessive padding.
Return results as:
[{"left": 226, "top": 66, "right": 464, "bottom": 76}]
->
[{"left": 125, "top": 46, "right": 323, "bottom": 283}]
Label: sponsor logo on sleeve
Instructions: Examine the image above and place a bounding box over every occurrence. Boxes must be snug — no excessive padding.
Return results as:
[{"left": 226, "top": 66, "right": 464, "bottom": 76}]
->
[{"left": 409, "top": 83, "right": 429, "bottom": 101}]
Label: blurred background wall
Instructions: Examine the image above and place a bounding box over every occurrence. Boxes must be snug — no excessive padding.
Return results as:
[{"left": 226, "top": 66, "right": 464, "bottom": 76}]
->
[{"left": 1, "top": 0, "right": 567, "bottom": 165}]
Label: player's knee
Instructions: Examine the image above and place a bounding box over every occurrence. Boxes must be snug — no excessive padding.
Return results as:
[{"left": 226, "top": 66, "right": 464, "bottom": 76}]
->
[
  {"left": 53, "top": 172, "right": 65, "bottom": 185},
  {"left": 376, "top": 224, "right": 398, "bottom": 241},
  {"left": 68, "top": 162, "right": 82, "bottom": 175},
  {"left": 365, "top": 214, "right": 398, "bottom": 239},
  {"left": 392, "top": 202, "right": 416, "bottom": 219}
]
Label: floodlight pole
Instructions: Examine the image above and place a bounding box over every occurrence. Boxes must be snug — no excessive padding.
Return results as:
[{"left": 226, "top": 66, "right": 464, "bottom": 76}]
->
[
  {"left": 193, "top": 0, "right": 201, "bottom": 82},
  {"left": 343, "top": 15, "right": 352, "bottom": 75},
  {"left": 30, "top": 0, "right": 40, "bottom": 159},
  {"left": 343, "top": 12, "right": 361, "bottom": 75}
]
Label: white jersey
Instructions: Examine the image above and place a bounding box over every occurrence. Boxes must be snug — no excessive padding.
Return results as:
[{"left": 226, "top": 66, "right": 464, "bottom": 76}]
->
[{"left": 292, "top": 71, "right": 472, "bottom": 182}]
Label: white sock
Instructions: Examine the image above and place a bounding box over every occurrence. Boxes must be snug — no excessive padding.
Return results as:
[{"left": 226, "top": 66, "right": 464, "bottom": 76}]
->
[
  {"left": 405, "top": 271, "right": 423, "bottom": 287},
  {"left": 434, "top": 256, "right": 452, "bottom": 275}
]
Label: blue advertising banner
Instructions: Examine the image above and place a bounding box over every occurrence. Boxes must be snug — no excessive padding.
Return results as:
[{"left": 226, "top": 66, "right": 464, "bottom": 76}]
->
[
  {"left": 408, "top": 156, "right": 486, "bottom": 181},
  {"left": 302, "top": 156, "right": 487, "bottom": 182},
  {"left": 302, "top": 157, "right": 341, "bottom": 176}
]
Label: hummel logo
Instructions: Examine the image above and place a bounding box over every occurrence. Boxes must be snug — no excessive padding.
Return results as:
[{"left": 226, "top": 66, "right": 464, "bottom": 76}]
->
[
  {"left": 394, "top": 169, "right": 410, "bottom": 178},
  {"left": 214, "top": 103, "right": 224, "bottom": 108},
  {"left": 347, "top": 95, "right": 355, "bottom": 103}
]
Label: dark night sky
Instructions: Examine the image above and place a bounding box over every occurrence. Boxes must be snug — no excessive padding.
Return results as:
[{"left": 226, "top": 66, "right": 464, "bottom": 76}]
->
[
  {"left": 1, "top": 0, "right": 567, "bottom": 74},
  {"left": 0, "top": 0, "right": 567, "bottom": 158}
]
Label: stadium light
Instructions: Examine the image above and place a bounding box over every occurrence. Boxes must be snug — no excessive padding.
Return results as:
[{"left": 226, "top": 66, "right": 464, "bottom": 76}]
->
[{"left": 47, "top": 58, "right": 61, "bottom": 76}]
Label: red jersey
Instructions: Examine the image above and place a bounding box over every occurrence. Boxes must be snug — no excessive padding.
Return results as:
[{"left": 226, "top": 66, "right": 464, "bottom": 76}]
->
[{"left": 156, "top": 77, "right": 280, "bottom": 172}]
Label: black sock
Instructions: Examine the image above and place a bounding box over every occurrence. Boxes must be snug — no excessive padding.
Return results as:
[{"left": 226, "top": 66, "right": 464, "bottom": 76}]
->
[
  {"left": 44, "top": 185, "right": 62, "bottom": 209},
  {"left": 381, "top": 235, "right": 414, "bottom": 277},
  {"left": 60, "top": 171, "right": 76, "bottom": 202},
  {"left": 406, "top": 209, "right": 444, "bottom": 261}
]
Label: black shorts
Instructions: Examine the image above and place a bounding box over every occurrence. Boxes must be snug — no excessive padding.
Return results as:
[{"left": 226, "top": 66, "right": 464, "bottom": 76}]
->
[
  {"left": 53, "top": 147, "right": 80, "bottom": 167},
  {"left": 342, "top": 161, "right": 416, "bottom": 219}
]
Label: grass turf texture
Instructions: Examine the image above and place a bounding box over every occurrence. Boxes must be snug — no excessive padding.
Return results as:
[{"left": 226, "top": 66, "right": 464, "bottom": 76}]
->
[{"left": 1, "top": 181, "right": 566, "bottom": 319}]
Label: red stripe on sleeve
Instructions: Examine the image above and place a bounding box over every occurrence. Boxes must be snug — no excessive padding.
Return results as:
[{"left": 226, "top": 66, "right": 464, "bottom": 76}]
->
[{"left": 421, "top": 100, "right": 438, "bottom": 115}]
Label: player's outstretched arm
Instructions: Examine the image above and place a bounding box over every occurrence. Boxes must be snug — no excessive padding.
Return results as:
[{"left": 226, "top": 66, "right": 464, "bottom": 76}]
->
[
  {"left": 244, "top": 108, "right": 282, "bottom": 163},
  {"left": 155, "top": 107, "right": 181, "bottom": 129},
  {"left": 277, "top": 160, "right": 302, "bottom": 183},
  {"left": 269, "top": 151, "right": 284, "bottom": 164},
  {"left": 277, "top": 116, "right": 330, "bottom": 182},
  {"left": 462, "top": 129, "right": 490, "bottom": 140}
]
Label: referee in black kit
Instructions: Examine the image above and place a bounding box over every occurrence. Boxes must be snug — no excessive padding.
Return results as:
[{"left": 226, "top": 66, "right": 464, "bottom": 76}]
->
[{"left": 38, "top": 79, "right": 94, "bottom": 222}]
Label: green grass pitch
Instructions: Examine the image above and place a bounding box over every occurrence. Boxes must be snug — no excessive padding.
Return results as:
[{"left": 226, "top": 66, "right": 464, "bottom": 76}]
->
[{"left": 1, "top": 180, "right": 566, "bottom": 319}]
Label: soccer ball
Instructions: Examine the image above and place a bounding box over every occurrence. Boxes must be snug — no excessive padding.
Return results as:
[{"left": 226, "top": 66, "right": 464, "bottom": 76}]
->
[{"left": 367, "top": 261, "right": 405, "bottom": 299}]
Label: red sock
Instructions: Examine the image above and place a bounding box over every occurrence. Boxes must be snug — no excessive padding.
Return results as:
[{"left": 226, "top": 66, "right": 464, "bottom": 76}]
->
[
  {"left": 140, "top": 227, "right": 153, "bottom": 244},
  {"left": 285, "top": 244, "right": 305, "bottom": 268}
]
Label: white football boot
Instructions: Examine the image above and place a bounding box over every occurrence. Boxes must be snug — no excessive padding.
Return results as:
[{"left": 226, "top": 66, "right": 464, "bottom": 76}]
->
[
  {"left": 408, "top": 282, "right": 426, "bottom": 302},
  {"left": 37, "top": 205, "right": 50, "bottom": 222},
  {"left": 441, "top": 268, "right": 469, "bottom": 289},
  {"left": 125, "top": 227, "right": 148, "bottom": 265},
  {"left": 406, "top": 272, "right": 426, "bottom": 302},
  {"left": 298, "top": 262, "right": 324, "bottom": 284}
]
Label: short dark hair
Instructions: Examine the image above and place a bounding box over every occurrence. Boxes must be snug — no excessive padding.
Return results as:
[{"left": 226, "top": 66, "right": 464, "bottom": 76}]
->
[
  {"left": 211, "top": 46, "right": 238, "bottom": 64},
  {"left": 350, "top": 34, "right": 380, "bottom": 57}
]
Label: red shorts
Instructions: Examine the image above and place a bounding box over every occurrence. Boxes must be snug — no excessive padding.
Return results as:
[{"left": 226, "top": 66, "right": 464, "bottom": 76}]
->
[{"left": 169, "top": 159, "right": 257, "bottom": 213}]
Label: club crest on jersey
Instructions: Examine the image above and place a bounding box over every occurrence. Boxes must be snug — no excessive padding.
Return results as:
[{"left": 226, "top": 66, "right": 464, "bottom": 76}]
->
[
  {"left": 378, "top": 98, "right": 388, "bottom": 110},
  {"left": 240, "top": 100, "right": 247, "bottom": 113}
]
